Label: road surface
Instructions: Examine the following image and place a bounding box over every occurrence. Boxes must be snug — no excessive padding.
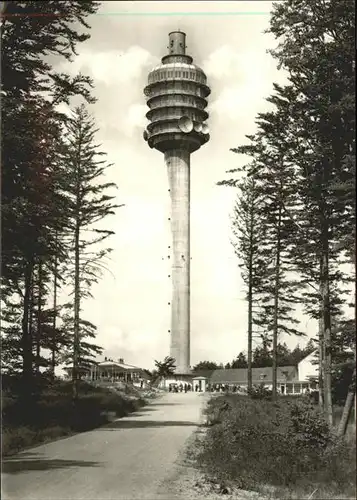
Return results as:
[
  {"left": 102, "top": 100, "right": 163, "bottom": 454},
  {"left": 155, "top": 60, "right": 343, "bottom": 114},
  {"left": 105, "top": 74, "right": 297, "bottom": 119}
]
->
[{"left": 2, "top": 392, "right": 207, "bottom": 500}]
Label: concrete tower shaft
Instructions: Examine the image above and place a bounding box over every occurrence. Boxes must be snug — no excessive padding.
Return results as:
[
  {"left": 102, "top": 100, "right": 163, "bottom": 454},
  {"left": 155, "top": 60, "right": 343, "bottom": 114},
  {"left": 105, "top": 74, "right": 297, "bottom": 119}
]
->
[
  {"left": 143, "top": 32, "right": 210, "bottom": 375},
  {"left": 166, "top": 150, "right": 190, "bottom": 374}
]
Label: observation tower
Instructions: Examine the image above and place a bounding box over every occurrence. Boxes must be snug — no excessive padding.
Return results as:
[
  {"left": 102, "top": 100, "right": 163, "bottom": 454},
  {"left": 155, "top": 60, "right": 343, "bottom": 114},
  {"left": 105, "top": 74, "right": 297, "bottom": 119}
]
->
[{"left": 143, "top": 31, "right": 210, "bottom": 375}]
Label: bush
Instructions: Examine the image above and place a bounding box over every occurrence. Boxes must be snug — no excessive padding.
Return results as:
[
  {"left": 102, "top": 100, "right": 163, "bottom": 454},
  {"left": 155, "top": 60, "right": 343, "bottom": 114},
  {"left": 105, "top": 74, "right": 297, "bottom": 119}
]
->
[
  {"left": 2, "top": 425, "right": 74, "bottom": 456},
  {"left": 195, "top": 394, "right": 356, "bottom": 497},
  {"left": 2, "top": 427, "right": 37, "bottom": 455},
  {"left": 248, "top": 383, "right": 272, "bottom": 400},
  {"left": 2, "top": 376, "right": 149, "bottom": 455},
  {"left": 287, "top": 399, "right": 331, "bottom": 450}
]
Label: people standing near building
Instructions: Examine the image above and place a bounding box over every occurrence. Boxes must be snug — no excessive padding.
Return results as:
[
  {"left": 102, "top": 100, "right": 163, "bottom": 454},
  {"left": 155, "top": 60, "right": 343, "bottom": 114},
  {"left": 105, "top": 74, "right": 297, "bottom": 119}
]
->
[
  {"left": 184, "top": 383, "right": 188, "bottom": 393},
  {"left": 179, "top": 383, "right": 183, "bottom": 392}
]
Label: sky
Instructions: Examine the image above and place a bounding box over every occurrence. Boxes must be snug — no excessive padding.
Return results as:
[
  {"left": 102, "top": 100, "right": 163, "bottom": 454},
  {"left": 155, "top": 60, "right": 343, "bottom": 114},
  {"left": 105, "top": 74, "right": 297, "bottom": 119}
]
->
[{"left": 54, "top": 0, "right": 322, "bottom": 371}]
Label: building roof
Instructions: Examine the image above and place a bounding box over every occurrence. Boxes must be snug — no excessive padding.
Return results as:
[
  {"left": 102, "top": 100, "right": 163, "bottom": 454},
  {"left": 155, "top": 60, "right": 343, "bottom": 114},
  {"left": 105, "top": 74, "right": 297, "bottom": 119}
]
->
[
  {"left": 151, "top": 62, "right": 205, "bottom": 73},
  {"left": 210, "top": 366, "right": 298, "bottom": 385},
  {"left": 64, "top": 359, "right": 145, "bottom": 373},
  {"left": 192, "top": 369, "right": 216, "bottom": 379},
  {"left": 98, "top": 361, "right": 140, "bottom": 371}
]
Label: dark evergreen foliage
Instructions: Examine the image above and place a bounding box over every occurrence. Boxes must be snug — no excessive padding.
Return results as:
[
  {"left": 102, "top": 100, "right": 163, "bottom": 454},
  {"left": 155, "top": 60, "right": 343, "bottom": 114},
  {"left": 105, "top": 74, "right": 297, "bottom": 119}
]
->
[{"left": 1, "top": 2, "right": 121, "bottom": 397}]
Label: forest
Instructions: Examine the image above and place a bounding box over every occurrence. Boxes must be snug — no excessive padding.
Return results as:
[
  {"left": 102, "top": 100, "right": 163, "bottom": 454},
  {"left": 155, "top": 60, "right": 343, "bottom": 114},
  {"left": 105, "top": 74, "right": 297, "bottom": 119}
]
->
[
  {"left": 1, "top": 1, "right": 354, "bottom": 497},
  {"left": 1, "top": 0, "right": 355, "bottom": 441},
  {"left": 193, "top": 339, "right": 315, "bottom": 370},
  {"left": 1, "top": 1, "right": 121, "bottom": 400},
  {"left": 193, "top": 4, "right": 356, "bottom": 497},
  {"left": 217, "top": 0, "right": 355, "bottom": 432}
]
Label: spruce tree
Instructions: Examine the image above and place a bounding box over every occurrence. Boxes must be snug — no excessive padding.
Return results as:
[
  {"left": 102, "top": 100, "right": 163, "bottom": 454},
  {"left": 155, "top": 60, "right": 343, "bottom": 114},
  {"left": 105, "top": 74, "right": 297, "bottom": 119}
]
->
[
  {"left": 219, "top": 166, "right": 268, "bottom": 391},
  {"left": 224, "top": 108, "right": 305, "bottom": 398},
  {"left": 267, "top": 0, "right": 355, "bottom": 425},
  {"left": 59, "top": 105, "right": 122, "bottom": 399},
  {"left": 1, "top": 1, "right": 99, "bottom": 384}
]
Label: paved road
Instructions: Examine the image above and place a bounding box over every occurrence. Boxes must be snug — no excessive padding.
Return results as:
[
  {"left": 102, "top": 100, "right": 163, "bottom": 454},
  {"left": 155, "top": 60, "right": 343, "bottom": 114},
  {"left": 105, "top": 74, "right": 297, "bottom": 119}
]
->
[{"left": 2, "top": 392, "right": 207, "bottom": 500}]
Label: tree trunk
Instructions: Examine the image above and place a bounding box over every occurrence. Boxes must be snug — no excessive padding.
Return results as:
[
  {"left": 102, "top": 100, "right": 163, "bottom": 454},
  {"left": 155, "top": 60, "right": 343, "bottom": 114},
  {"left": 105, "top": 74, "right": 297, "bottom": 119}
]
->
[
  {"left": 272, "top": 204, "right": 282, "bottom": 401},
  {"left": 51, "top": 231, "right": 58, "bottom": 378},
  {"left": 321, "top": 249, "right": 333, "bottom": 427},
  {"left": 72, "top": 221, "right": 81, "bottom": 400},
  {"left": 247, "top": 210, "right": 254, "bottom": 393},
  {"left": 22, "top": 260, "right": 34, "bottom": 383},
  {"left": 318, "top": 293, "right": 324, "bottom": 409},
  {"left": 36, "top": 261, "right": 43, "bottom": 374},
  {"left": 353, "top": 222, "right": 357, "bottom": 425},
  {"left": 337, "top": 368, "right": 355, "bottom": 437}
]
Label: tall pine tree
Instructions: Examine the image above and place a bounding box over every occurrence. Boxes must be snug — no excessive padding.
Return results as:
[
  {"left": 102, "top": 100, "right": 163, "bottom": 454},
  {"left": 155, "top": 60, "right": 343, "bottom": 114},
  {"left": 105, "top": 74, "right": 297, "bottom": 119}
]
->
[{"left": 59, "top": 105, "right": 123, "bottom": 399}]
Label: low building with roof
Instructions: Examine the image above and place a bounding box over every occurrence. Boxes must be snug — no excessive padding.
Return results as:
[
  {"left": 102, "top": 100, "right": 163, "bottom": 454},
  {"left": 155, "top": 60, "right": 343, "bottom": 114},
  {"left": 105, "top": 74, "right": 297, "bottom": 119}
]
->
[
  {"left": 158, "top": 351, "right": 319, "bottom": 395},
  {"left": 209, "top": 365, "right": 301, "bottom": 394},
  {"left": 64, "top": 357, "right": 151, "bottom": 386},
  {"left": 204, "top": 352, "right": 319, "bottom": 395}
]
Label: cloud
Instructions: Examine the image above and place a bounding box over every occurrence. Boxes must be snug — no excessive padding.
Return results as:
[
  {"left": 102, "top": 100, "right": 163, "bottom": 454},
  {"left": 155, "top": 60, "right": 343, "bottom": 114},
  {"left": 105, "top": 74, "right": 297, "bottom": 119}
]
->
[
  {"left": 203, "top": 45, "right": 245, "bottom": 80},
  {"left": 124, "top": 103, "right": 149, "bottom": 137},
  {"left": 65, "top": 46, "right": 158, "bottom": 85},
  {"left": 204, "top": 45, "right": 285, "bottom": 122}
]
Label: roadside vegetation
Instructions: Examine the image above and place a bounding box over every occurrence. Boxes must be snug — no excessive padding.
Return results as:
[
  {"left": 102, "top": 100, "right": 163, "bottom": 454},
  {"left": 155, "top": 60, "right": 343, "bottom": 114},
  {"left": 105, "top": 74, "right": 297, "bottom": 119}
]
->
[
  {"left": 0, "top": 1, "right": 140, "bottom": 457},
  {"left": 193, "top": 394, "right": 356, "bottom": 499},
  {"left": 1, "top": 2, "right": 122, "bottom": 394},
  {"left": 199, "top": 1, "right": 355, "bottom": 496},
  {"left": 218, "top": 0, "right": 355, "bottom": 428},
  {"left": 1, "top": 374, "right": 159, "bottom": 457}
]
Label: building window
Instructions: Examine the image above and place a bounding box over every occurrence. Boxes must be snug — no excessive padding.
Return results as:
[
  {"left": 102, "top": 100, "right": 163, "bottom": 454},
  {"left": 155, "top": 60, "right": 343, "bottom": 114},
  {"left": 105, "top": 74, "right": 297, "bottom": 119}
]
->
[
  {"left": 310, "top": 380, "right": 317, "bottom": 389},
  {"left": 286, "top": 383, "right": 293, "bottom": 394},
  {"left": 293, "top": 383, "right": 301, "bottom": 394}
]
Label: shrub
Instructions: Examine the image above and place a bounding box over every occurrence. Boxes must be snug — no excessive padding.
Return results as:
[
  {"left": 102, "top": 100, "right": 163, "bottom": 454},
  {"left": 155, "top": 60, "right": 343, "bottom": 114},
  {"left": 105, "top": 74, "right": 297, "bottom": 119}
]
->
[
  {"left": 195, "top": 394, "right": 355, "bottom": 497},
  {"left": 248, "top": 384, "right": 272, "bottom": 400},
  {"left": 2, "top": 427, "right": 37, "bottom": 455},
  {"left": 203, "top": 398, "right": 232, "bottom": 426},
  {"left": 319, "top": 438, "right": 356, "bottom": 492},
  {"left": 287, "top": 399, "right": 331, "bottom": 450},
  {"left": 2, "top": 375, "right": 149, "bottom": 455}
]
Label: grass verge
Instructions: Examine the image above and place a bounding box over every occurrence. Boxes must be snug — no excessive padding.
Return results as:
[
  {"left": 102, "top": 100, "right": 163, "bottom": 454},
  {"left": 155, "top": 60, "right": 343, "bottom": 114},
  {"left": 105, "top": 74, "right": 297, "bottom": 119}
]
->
[
  {"left": 2, "top": 376, "right": 158, "bottom": 456},
  {"left": 191, "top": 394, "right": 356, "bottom": 499}
]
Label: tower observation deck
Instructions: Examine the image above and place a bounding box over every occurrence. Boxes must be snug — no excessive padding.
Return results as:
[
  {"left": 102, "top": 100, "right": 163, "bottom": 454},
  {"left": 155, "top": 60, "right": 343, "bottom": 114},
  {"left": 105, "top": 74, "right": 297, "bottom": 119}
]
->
[{"left": 143, "top": 31, "right": 210, "bottom": 374}]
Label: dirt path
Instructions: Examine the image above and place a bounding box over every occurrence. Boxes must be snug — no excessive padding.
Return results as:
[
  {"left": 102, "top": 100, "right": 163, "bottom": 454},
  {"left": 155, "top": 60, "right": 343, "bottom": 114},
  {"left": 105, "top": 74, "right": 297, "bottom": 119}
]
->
[{"left": 2, "top": 392, "right": 208, "bottom": 500}]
